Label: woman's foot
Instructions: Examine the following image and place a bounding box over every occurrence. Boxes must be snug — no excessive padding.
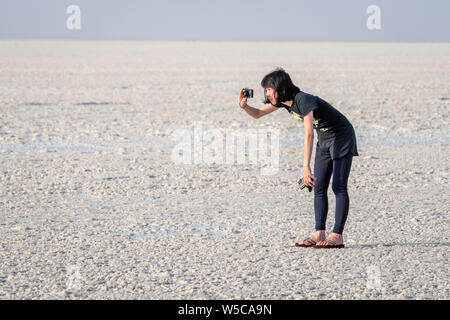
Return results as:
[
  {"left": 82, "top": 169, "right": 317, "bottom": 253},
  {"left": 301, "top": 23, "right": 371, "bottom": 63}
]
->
[
  {"left": 295, "top": 230, "right": 326, "bottom": 247},
  {"left": 315, "top": 232, "right": 345, "bottom": 248}
]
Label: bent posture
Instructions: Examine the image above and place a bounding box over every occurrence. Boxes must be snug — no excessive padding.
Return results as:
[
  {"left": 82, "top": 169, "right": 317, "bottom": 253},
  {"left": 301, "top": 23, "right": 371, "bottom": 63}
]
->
[{"left": 238, "top": 68, "right": 359, "bottom": 249}]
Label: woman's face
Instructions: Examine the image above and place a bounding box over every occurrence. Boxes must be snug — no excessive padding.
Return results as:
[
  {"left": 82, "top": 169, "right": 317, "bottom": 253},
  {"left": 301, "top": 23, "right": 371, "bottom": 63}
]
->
[{"left": 265, "top": 87, "right": 278, "bottom": 105}]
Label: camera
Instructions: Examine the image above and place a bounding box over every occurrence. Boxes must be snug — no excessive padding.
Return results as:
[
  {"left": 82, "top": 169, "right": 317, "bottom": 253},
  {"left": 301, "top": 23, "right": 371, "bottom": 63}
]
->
[
  {"left": 298, "top": 178, "right": 313, "bottom": 192},
  {"left": 242, "top": 89, "right": 253, "bottom": 98}
]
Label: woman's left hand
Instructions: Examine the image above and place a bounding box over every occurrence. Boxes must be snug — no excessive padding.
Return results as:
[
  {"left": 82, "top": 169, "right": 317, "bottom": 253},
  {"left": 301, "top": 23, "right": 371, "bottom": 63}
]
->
[{"left": 303, "top": 167, "right": 316, "bottom": 187}]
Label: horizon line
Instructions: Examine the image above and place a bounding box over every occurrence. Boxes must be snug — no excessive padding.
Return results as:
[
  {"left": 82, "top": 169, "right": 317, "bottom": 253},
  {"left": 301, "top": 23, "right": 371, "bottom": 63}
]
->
[{"left": 1, "top": 38, "right": 449, "bottom": 43}]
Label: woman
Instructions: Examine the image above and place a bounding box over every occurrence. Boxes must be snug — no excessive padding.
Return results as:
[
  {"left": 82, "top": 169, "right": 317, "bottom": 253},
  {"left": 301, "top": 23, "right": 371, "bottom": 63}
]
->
[{"left": 238, "top": 68, "right": 359, "bottom": 249}]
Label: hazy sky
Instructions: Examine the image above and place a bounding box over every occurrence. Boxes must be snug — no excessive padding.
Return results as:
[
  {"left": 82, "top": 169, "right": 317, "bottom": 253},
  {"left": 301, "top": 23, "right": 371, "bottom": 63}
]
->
[{"left": 0, "top": 0, "right": 449, "bottom": 41}]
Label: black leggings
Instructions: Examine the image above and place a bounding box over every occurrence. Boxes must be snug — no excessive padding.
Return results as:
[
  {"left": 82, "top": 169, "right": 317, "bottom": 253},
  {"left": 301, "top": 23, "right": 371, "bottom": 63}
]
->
[{"left": 313, "top": 152, "right": 353, "bottom": 234}]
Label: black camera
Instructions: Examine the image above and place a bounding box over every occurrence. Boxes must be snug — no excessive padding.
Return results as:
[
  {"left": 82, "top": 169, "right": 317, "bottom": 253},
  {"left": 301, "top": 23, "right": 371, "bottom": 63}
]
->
[
  {"left": 242, "top": 89, "right": 253, "bottom": 98},
  {"left": 298, "top": 178, "right": 313, "bottom": 192}
]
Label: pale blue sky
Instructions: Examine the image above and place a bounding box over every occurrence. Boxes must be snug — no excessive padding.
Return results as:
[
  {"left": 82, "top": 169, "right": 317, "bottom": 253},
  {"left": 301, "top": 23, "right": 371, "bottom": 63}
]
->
[{"left": 0, "top": 0, "right": 449, "bottom": 41}]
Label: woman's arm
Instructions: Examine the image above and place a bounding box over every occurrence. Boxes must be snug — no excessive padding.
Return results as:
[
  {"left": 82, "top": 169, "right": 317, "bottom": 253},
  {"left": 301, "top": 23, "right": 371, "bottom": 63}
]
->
[
  {"left": 238, "top": 88, "right": 278, "bottom": 119},
  {"left": 242, "top": 103, "right": 278, "bottom": 119},
  {"left": 303, "top": 111, "right": 316, "bottom": 186}
]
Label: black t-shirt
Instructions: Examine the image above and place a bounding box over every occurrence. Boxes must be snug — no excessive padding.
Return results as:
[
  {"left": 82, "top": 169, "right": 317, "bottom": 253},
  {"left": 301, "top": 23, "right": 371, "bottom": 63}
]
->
[{"left": 278, "top": 91, "right": 359, "bottom": 162}]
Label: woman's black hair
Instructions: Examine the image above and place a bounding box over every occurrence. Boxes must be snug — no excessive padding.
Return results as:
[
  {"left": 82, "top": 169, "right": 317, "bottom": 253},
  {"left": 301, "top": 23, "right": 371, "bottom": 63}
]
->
[{"left": 261, "top": 68, "right": 300, "bottom": 106}]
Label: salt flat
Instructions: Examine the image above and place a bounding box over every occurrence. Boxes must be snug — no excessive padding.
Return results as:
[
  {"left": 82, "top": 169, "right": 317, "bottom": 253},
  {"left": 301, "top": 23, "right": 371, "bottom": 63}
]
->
[{"left": 0, "top": 40, "right": 448, "bottom": 299}]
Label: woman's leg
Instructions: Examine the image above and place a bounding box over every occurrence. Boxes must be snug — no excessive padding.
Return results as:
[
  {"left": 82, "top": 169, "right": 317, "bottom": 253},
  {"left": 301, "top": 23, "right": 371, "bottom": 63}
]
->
[
  {"left": 331, "top": 153, "right": 353, "bottom": 234},
  {"left": 313, "top": 158, "right": 333, "bottom": 231},
  {"left": 296, "top": 147, "right": 332, "bottom": 246}
]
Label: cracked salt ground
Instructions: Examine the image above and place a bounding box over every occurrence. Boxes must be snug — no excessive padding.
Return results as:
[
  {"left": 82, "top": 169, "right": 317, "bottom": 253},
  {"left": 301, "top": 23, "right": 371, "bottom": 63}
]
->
[
  {"left": 126, "top": 222, "right": 259, "bottom": 240},
  {"left": 0, "top": 41, "right": 449, "bottom": 299}
]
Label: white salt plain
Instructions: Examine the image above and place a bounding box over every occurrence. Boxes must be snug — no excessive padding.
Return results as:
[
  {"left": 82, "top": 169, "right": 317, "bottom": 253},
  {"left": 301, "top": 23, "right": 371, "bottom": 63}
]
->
[{"left": 0, "top": 40, "right": 448, "bottom": 299}]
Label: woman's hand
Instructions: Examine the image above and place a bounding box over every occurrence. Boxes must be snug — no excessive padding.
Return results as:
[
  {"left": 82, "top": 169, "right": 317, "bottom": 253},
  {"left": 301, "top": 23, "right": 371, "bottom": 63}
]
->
[
  {"left": 238, "top": 88, "right": 248, "bottom": 109},
  {"left": 303, "top": 166, "right": 316, "bottom": 187}
]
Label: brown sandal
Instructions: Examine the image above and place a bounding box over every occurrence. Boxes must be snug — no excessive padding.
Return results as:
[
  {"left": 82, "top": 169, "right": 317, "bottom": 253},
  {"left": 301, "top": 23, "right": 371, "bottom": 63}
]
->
[
  {"left": 313, "top": 239, "right": 345, "bottom": 249},
  {"left": 295, "top": 237, "right": 317, "bottom": 247}
]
